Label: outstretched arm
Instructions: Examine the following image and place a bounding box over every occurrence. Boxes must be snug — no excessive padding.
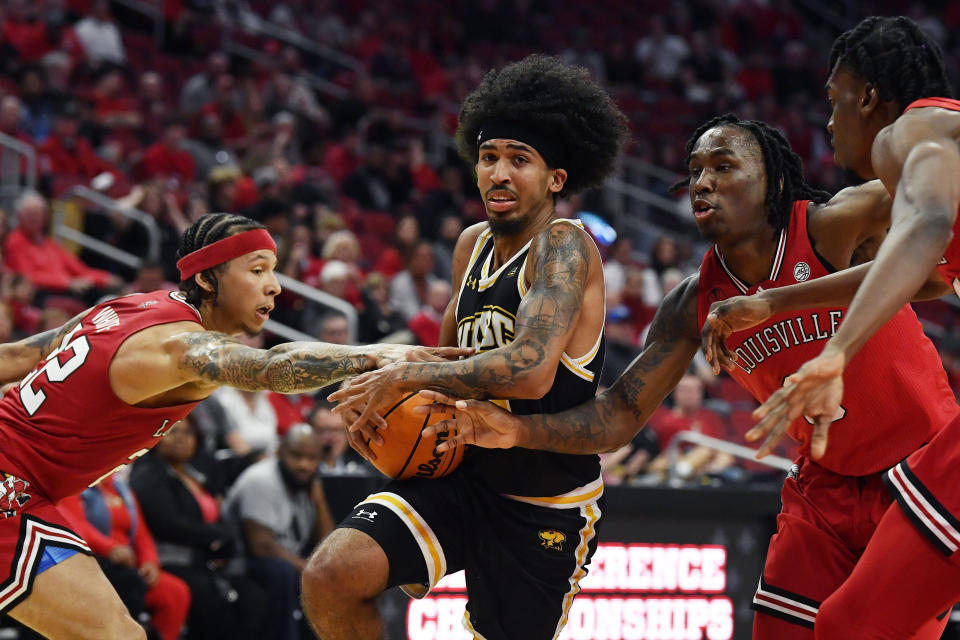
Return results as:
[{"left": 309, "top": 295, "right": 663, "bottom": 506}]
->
[
  {"left": 702, "top": 261, "right": 951, "bottom": 371},
  {"left": 170, "top": 331, "right": 465, "bottom": 394},
  {"left": 702, "top": 179, "right": 952, "bottom": 371},
  {"left": 329, "top": 222, "right": 597, "bottom": 435},
  {"left": 420, "top": 277, "right": 702, "bottom": 454},
  {"left": 0, "top": 310, "right": 88, "bottom": 383}
]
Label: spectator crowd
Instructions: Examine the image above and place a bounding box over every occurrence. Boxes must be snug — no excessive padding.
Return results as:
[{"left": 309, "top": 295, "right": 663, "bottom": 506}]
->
[{"left": 2, "top": 0, "right": 960, "bottom": 636}]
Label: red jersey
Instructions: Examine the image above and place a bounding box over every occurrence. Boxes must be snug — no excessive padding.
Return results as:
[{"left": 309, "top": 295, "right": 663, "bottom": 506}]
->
[
  {"left": 905, "top": 98, "right": 960, "bottom": 292},
  {"left": 697, "top": 200, "right": 958, "bottom": 475},
  {"left": 0, "top": 291, "right": 204, "bottom": 502}
]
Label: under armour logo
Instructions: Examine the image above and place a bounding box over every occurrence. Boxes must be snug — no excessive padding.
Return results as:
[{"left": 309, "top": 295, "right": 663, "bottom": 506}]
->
[{"left": 353, "top": 509, "right": 378, "bottom": 522}]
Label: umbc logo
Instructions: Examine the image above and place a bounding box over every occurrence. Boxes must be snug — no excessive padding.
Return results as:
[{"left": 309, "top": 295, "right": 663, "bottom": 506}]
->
[{"left": 539, "top": 529, "right": 566, "bottom": 551}]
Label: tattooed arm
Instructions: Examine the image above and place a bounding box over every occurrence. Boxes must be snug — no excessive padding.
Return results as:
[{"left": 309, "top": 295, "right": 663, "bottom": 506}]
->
[
  {"left": 422, "top": 276, "right": 703, "bottom": 453},
  {"left": 168, "top": 331, "right": 438, "bottom": 393},
  {"left": 0, "top": 310, "right": 88, "bottom": 383},
  {"left": 386, "top": 222, "right": 594, "bottom": 399}
]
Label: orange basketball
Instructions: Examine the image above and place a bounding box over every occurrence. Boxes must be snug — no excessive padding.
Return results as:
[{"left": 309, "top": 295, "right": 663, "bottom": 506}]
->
[{"left": 368, "top": 392, "right": 464, "bottom": 480}]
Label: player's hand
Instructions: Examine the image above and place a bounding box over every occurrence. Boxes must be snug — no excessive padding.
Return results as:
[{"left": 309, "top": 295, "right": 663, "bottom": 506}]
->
[
  {"left": 404, "top": 345, "right": 473, "bottom": 363},
  {"left": 701, "top": 294, "right": 774, "bottom": 374},
  {"left": 108, "top": 545, "right": 137, "bottom": 568},
  {"left": 415, "top": 390, "right": 522, "bottom": 450},
  {"left": 749, "top": 347, "right": 846, "bottom": 460},
  {"left": 329, "top": 366, "right": 400, "bottom": 440},
  {"left": 370, "top": 344, "right": 471, "bottom": 369},
  {"left": 139, "top": 562, "right": 160, "bottom": 588},
  {"left": 334, "top": 378, "right": 381, "bottom": 461}
]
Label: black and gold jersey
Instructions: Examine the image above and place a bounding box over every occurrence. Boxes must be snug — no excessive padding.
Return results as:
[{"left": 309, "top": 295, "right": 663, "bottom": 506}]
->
[{"left": 455, "top": 219, "right": 604, "bottom": 498}]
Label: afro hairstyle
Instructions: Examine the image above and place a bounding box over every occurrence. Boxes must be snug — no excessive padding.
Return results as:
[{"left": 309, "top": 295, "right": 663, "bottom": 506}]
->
[{"left": 455, "top": 55, "right": 629, "bottom": 198}]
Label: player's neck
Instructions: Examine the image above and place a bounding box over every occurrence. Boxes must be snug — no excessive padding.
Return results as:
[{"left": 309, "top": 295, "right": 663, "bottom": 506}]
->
[
  {"left": 490, "top": 203, "right": 556, "bottom": 269},
  {"left": 715, "top": 228, "right": 779, "bottom": 287},
  {"left": 197, "top": 301, "right": 237, "bottom": 335}
]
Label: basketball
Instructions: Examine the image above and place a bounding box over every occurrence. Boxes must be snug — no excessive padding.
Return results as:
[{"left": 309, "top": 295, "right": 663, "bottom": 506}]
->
[{"left": 368, "top": 392, "right": 464, "bottom": 480}]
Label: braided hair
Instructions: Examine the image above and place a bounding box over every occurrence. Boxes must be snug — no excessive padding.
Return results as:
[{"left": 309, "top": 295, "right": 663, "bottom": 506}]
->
[
  {"left": 829, "top": 16, "right": 954, "bottom": 108},
  {"left": 456, "top": 55, "right": 629, "bottom": 198},
  {"left": 670, "top": 114, "right": 832, "bottom": 236},
  {"left": 176, "top": 213, "right": 266, "bottom": 307}
]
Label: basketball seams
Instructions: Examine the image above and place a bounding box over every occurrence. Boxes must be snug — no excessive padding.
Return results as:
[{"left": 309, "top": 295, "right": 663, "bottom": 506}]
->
[
  {"left": 395, "top": 411, "right": 430, "bottom": 479},
  {"left": 370, "top": 392, "right": 464, "bottom": 480}
]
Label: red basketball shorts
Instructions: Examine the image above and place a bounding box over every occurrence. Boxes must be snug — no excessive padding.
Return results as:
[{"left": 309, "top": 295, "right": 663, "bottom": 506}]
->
[
  {"left": 885, "top": 412, "right": 960, "bottom": 558},
  {"left": 752, "top": 457, "right": 895, "bottom": 629},
  {"left": 0, "top": 473, "right": 90, "bottom": 613}
]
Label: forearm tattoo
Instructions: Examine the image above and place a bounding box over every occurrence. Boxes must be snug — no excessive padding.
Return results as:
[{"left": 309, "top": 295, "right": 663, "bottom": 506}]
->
[
  {"left": 179, "top": 333, "right": 374, "bottom": 393},
  {"left": 522, "top": 277, "right": 701, "bottom": 454},
  {"left": 415, "top": 224, "right": 590, "bottom": 399}
]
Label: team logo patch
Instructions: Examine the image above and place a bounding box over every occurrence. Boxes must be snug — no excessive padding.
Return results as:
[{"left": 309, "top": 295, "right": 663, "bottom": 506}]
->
[
  {"left": 0, "top": 475, "right": 31, "bottom": 518},
  {"left": 793, "top": 262, "right": 810, "bottom": 282},
  {"left": 539, "top": 529, "right": 566, "bottom": 551}
]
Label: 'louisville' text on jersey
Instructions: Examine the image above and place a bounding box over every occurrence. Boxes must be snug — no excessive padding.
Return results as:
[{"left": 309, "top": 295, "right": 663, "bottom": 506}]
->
[
  {"left": 731, "top": 310, "right": 843, "bottom": 374},
  {"left": 457, "top": 305, "right": 516, "bottom": 352}
]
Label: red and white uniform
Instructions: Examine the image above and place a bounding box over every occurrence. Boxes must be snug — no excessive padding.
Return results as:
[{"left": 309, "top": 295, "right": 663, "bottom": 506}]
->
[
  {"left": 883, "top": 96, "right": 960, "bottom": 559},
  {"left": 697, "top": 200, "right": 958, "bottom": 636},
  {"left": 0, "top": 290, "right": 203, "bottom": 612}
]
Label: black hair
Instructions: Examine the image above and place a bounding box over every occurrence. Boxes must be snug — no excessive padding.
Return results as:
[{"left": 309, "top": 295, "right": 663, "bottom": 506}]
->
[
  {"left": 829, "top": 16, "right": 954, "bottom": 109},
  {"left": 455, "top": 54, "right": 629, "bottom": 198},
  {"left": 670, "top": 114, "right": 832, "bottom": 236},
  {"left": 176, "top": 212, "right": 267, "bottom": 307}
]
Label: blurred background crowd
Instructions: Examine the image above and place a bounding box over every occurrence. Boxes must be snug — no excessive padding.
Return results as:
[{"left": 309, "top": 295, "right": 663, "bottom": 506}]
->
[{"left": 1, "top": 0, "right": 960, "bottom": 637}]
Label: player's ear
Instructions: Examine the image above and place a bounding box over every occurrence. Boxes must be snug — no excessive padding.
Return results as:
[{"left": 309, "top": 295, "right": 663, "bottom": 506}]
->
[
  {"left": 861, "top": 81, "right": 879, "bottom": 115},
  {"left": 194, "top": 271, "right": 214, "bottom": 294},
  {"left": 549, "top": 168, "right": 567, "bottom": 194}
]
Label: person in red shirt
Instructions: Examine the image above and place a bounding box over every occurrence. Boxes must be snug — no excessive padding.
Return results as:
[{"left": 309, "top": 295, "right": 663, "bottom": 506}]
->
[
  {"left": 649, "top": 374, "right": 726, "bottom": 449},
  {"left": 142, "top": 116, "right": 195, "bottom": 184},
  {"left": 1, "top": 0, "right": 53, "bottom": 62},
  {"left": 61, "top": 476, "right": 190, "bottom": 640},
  {"left": 3, "top": 191, "right": 121, "bottom": 295},
  {"left": 646, "top": 374, "right": 733, "bottom": 479},
  {"left": 408, "top": 279, "right": 450, "bottom": 347},
  {"left": 37, "top": 102, "right": 121, "bottom": 184}
]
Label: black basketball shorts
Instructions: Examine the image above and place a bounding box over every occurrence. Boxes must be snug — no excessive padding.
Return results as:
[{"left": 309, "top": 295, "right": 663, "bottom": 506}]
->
[{"left": 339, "top": 472, "right": 604, "bottom": 640}]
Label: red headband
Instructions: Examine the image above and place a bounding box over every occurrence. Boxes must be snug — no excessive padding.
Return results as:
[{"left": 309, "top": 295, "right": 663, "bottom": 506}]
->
[{"left": 177, "top": 229, "right": 277, "bottom": 280}]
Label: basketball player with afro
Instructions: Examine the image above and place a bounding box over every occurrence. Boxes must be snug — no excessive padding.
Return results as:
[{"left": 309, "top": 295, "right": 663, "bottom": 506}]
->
[
  {"left": 301, "top": 55, "right": 628, "bottom": 639},
  {"left": 0, "top": 212, "right": 462, "bottom": 639},
  {"left": 418, "top": 109, "right": 960, "bottom": 639}
]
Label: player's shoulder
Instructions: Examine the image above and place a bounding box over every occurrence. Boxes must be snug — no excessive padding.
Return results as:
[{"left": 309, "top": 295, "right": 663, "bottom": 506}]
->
[
  {"left": 808, "top": 180, "right": 889, "bottom": 222},
  {"left": 884, "top": 103, "right": 960, "bottom": 150},
  {"left": 460, "top": 221, "right": 490, "bottom": 244},
  {"left": 532, "top": 218, "right": 601, "bottom": 260}
]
